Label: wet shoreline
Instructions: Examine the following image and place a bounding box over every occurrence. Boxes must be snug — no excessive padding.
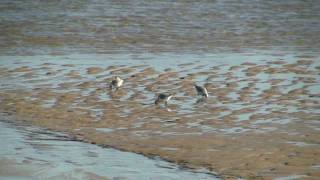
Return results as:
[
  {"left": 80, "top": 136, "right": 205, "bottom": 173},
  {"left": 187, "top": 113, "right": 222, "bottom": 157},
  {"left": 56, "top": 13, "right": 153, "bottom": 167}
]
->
[
  {"left": 1, "top": 0, "right": 320, "bottom": 55},
  {"left": 0, "top": 51, "right": 319, "bottom": 179},
  {"left": 1, "top": 0, "right": 320, "bottom": 178},
  {"left": 0, "top": 116, "right": 220, "bottom": 180}
]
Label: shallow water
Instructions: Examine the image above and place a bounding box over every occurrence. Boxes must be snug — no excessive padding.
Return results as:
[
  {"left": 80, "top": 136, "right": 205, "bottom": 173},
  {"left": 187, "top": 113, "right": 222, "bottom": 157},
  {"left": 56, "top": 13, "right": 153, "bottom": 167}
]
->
[{"left": 0, "top": 120, "right": 219, "bottom": 180}]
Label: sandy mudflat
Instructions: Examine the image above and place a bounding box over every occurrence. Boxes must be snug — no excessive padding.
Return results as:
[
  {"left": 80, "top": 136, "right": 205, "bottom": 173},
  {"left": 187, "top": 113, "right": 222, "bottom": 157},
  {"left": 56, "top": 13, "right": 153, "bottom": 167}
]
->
[{"left": 0, "top": 52, "right": 320, "bottom": 179}]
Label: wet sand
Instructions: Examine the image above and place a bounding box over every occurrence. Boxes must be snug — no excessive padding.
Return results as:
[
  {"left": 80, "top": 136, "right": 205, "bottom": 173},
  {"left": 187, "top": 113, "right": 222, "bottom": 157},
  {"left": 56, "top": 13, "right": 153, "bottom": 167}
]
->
[
  {"left": 0, "top": 52, "right": 319, "bottom": 179},
  {"left": 1, "top": 0, "right": 320, "bottom": 55}
]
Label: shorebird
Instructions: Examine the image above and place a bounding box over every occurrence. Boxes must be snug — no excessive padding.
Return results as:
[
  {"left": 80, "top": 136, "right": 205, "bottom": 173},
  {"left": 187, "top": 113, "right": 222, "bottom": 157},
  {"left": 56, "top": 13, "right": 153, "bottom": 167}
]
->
[
  {"left": 155, "top": 93, "right": 174, "bottom": 106},
  {"left": 194, "top": 84, "right": 208, "bottom": 98},
  {"left": 109, "top": 76, "right": 124, "bottom": 90}
]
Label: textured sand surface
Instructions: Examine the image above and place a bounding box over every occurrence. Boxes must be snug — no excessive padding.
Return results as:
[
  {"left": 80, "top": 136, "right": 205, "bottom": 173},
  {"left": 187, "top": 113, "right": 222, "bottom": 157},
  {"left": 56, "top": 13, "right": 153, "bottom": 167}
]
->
[{"left": 0, "top": 53, "right": 319, "bottom": 179}]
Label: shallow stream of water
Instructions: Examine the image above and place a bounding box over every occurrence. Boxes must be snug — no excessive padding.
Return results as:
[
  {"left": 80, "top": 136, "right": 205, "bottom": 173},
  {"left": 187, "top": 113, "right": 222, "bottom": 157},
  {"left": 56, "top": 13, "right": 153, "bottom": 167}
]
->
[{"left": 0, "top": 120, "right": 219, "bottom": 180}]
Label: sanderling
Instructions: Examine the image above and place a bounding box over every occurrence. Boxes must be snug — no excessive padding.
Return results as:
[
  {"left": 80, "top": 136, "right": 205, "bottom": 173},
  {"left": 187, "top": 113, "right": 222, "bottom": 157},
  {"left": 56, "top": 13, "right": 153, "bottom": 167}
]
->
[
  {"left": 155, "top": 93, "right": 173, "bottom": 106},
  {"left": 109, "top": 76, "right": 124, "bottom": 90},
  {"left": 194, "top": 84, "right": 208, "bottom": 98}
]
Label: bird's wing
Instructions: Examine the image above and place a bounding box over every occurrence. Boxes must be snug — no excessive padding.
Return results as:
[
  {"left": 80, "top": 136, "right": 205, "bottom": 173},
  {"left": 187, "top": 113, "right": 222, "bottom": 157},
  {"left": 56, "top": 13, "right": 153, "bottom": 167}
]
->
[
  {"left": 159, "top": 94, "right": 166, "bottom": 99},
  {"left": 204, "top": 87, "right": 209, "bottom": 97}
]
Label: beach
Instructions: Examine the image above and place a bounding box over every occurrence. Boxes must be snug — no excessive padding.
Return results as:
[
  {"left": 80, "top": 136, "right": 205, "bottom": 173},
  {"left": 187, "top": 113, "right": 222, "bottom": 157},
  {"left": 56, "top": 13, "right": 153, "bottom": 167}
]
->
[
  {"left": 1, "top": 0, "right": 320, "bottom": 179},
  {"left": 1, "top": 52, "right": 319, "bottom": 179}
]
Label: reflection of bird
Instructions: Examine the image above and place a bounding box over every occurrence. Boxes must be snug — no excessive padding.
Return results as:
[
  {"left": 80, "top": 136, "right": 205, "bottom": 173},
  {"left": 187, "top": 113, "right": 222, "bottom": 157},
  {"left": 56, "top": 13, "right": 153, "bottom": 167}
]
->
[
  {"left": 194, "top": 84, "right": 208, "bottom": 98},
  {"left": 155, "top": 93, "right": 173, "bottom": 106},
  {"left": 109, "top": 76, "right": 124, "bottom": 90}
]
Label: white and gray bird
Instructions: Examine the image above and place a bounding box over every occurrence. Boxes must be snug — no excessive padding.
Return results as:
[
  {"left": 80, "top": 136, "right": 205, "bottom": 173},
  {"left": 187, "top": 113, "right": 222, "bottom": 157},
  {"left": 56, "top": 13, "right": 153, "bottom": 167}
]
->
[
  {"left": 194, "top": 84, "right": 208, "bottom": 98},
  {"left": 109, "top": 76, "right": 124, "bottom": 90},
  {"left": 155, "top": 93, "right": 173, "bottom": 106}
]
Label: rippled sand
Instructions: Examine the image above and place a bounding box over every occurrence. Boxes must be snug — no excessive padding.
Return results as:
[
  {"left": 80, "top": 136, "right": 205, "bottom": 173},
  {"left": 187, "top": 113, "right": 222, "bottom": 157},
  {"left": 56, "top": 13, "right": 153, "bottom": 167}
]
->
[{"left": 1, "top": 52, "right": 319, "bottom": 179}]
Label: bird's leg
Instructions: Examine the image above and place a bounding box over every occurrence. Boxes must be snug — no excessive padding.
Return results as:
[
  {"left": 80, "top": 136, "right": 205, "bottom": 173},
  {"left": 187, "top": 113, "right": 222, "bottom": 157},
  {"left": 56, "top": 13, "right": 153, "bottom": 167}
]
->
[
  {"left": 203, "top": 97, "right": 207, "bottom": 102},
  {"left": 196, "top": 98, "right": 201, "bottom": 104}
]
